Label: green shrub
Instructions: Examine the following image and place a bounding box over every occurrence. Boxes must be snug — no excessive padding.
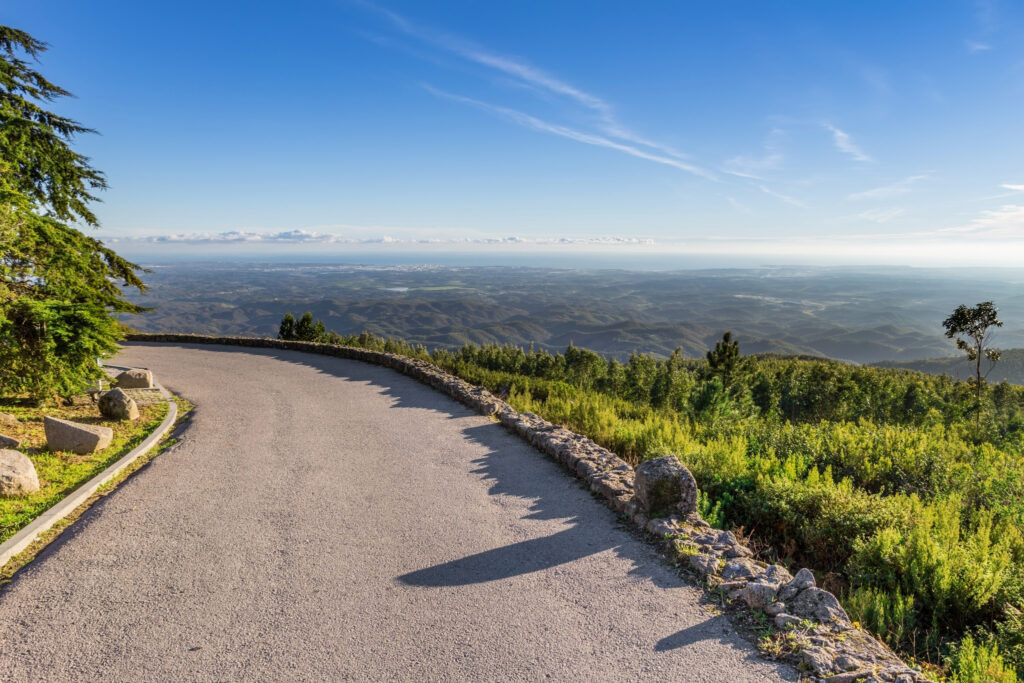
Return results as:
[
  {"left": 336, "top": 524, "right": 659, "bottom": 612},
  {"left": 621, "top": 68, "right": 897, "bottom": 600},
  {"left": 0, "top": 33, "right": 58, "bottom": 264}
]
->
[
  {"left": 849, "top": 498, "right": 1014, "bottom": 643},
  {"left": 845, "top": 586, "right": 916, "bottom": 651},
  {"left": 948, "top": 636, "right": 1017, "bottom": 683}
]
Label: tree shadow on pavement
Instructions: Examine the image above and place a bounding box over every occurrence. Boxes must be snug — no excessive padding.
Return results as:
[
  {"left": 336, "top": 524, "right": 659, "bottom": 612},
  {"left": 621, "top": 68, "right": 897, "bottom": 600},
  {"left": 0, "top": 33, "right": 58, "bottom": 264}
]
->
[
  {"left": 400, "top": 422, "right": 682, "bottom": 592},
  {"left": 120, "top": 344, "right": 790, "bottom": 670},
  {"left": 129, "top": 343, "right": 480, "bottom": 418}
]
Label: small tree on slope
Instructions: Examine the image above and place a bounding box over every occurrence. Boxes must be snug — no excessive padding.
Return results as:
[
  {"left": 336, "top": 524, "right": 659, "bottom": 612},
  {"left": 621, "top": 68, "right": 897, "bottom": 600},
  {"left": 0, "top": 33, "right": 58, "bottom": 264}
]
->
[{"left": 943, "top": 301, "right": 1003, "bottom": 419}]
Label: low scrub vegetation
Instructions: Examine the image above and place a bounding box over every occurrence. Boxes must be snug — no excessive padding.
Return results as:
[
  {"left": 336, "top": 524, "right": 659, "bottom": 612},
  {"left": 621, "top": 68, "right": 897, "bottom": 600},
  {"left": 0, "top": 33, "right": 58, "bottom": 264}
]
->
[{"left": 298, "top": 321, "right": 1024, "bottom": 679}]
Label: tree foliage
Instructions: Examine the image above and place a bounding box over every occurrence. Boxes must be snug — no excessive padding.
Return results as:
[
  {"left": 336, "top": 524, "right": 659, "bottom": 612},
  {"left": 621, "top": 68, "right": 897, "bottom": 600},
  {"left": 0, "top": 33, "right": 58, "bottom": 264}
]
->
[
  {"left": 944, "top": 301, "right": 1003, "bottom": 411},
  {"left": 278, "top": 311, "right": 330, "bottom": 343},
  {"left": 706, "top": 330, "right": 741, "bottom": 387},
  {"left": 0, "top": 26, "right": 145, "bottom": 401}
]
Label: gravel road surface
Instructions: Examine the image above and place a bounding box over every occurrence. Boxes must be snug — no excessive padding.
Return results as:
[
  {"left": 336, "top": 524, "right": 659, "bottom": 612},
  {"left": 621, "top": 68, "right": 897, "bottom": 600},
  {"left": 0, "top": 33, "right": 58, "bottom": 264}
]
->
[{"left": 0, "top": 343, "right": 796, "bottom": 681}]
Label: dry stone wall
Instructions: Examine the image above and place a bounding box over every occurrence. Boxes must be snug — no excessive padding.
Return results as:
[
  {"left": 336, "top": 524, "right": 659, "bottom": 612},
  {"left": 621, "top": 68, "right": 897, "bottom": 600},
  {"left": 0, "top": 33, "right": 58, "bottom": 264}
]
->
[{"left": 127, "top": 333, "right": 928, "bottom": 682}]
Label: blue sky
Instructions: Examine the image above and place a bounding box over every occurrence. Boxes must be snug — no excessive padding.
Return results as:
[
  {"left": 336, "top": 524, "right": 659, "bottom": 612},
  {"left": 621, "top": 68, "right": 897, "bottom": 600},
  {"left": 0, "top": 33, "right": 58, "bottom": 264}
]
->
[{"left": 7, "top": 1, "right": 1024, "bottom": 264}]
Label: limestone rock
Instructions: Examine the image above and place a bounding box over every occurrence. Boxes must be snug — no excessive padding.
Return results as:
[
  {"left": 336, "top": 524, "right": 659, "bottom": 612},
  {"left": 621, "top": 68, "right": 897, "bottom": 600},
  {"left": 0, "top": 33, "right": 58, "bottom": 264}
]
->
[
  {"left": 765, "top": 601, "right": 787, "bottom": 616},
  {"left": 116, "top": 368, "right": 153, "bottom": 389},
  {"left": 834, "top": 655, "right": 867, "bottom": 672},
  {"left": 721, "top": 557, "right": 761, "bottom": 581},
  {"left": 98, "top": 388, "right": 139, "bottom": 421},
  {"left": 743, "top": 581, "right": 782, "bottom": 609},
  {"left": 791, "top": 587, "right": 852, "bottom": 627},
  {"left": 800, "top": 645, "right": 835, "bottom": 676},
  {"left": 633, "top": 455, "right": 698, "bottom": 517},
  {"left": 689, "top": 553, "right": 719, "bottom": 577},
  {"left": 779, "top": 566, "right": 816, "bottom": 602},
  {"left": 824, "top": 671, "right": 875, "bottom": 683},
  {"left": 44, "top": 416, "right": 113, "bottom": 454},
  {"left": 774, "top": 613, "right": 801, "bottom": 629},
  {"left": 646, "top": 515, "right": 683, "bottom": 537},
  {"left": 0, "top": 412, "right": 19, "bottom": 430},
  {"left": 0, "top": 449, "right": 40, "bottom": 495},
  {"left": 742, "top": 565, "right": 793, "bottom": 609},
  {"left": 0, "top": 434, "right": 19, "bottom": 449},
  {"left": 725, "top": 544, "right": 753, "bottom": 558},
  {"left": 758, "top": 564, "right": 794, "bottom": 585}
]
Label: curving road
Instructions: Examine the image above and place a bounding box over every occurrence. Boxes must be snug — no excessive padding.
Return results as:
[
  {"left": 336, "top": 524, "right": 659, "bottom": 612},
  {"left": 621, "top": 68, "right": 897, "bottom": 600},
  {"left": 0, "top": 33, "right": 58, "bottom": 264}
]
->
[{"left": 0, "top": 343, "right": 796, "bottom": 681}]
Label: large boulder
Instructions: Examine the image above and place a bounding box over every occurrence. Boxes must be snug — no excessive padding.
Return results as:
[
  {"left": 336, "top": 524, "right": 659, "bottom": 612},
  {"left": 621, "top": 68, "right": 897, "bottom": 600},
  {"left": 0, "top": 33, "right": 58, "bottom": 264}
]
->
[
  {"left": 44, "top": 416, "right": 113, "bottom": 454},
  {"left": 0, "top": 412, "right": 19, "bottom": 430},
  {"left": 0, "top": 449, "right": 40, "bottom": 495},
  {"left": 116, "top": 368, "right": 153, "bottom": 389},
  {"left": 98, "top": 388, "right": 139, "bottom": 421},
  {"left": 633, "top": 455, "right": 699, "bottom": 517}
]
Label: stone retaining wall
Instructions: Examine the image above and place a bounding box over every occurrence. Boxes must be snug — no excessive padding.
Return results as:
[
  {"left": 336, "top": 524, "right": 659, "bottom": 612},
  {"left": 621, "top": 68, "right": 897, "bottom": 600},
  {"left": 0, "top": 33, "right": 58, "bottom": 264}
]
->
[{"left": 126, "top": 333, "right": 927, "bottom": 682}]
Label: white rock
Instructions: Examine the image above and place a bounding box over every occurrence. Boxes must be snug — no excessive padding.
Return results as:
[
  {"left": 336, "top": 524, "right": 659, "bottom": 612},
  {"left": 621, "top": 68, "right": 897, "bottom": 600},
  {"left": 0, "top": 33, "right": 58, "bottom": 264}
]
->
[
  {"left": 44, "top": 416, "right": 113, "bottom": 454},
  {"left": 0, "top": 449, "right": 40, "bottom": 495},
  {"left": 116, "top": 368, "right": 153, "bottom": 389}
]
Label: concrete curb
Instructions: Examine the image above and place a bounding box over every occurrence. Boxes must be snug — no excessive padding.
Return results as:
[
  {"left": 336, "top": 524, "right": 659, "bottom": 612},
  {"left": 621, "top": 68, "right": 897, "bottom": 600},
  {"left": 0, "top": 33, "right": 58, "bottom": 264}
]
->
[{"left": 0, "top": 373, "right": 179, "bottom": 569}]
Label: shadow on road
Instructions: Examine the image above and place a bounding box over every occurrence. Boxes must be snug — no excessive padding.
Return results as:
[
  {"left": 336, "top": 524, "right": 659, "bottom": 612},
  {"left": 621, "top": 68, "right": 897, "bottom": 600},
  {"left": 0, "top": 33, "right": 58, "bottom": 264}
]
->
[{"left": 119, "top": 343, "right": 778, "bottom": 665}]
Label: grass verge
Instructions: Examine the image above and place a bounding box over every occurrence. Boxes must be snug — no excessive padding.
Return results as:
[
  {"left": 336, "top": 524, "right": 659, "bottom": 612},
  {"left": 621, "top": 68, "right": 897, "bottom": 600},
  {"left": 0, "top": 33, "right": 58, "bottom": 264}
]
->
[{"left": 0, "top": 395, "right": 193, "bottom": 584}]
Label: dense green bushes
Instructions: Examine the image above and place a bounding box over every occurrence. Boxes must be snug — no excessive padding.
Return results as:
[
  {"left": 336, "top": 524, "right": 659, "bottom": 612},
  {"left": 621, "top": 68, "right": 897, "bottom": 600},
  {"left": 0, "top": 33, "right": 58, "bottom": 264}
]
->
[{"left": 283, "top": 316, "right": 1024, "bottom": 677}]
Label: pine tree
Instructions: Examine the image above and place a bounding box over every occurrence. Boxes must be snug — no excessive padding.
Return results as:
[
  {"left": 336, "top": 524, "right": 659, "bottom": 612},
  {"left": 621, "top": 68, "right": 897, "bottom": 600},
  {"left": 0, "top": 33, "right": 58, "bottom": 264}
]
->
[
  {"left": 707, "top": 331, "right": 741, "bottom": 388},
  {"left": 295, "top": 312, "right": 316, "bottom": 341},
  {"left": 278, "top": 312, "right": 296, "bottom": 340},
  {"left": 0, "top": 26, "right": 146, "bottom": 401}
]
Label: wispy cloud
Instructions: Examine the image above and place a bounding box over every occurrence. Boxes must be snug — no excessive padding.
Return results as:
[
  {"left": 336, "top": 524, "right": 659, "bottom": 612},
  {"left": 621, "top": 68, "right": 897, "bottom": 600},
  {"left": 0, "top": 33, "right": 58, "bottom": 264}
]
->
[
  {"left": 938, "top": 204, "right": 1024, "bottom": 239},
  {"left": 359, "top": 1, "right": 689, "bottom": 163},
  {"left": 722, "top": 129, "right": 785, "bottom": 179},
  {"left": 965, "top": 0, "right": 997, "bottom": 53},
  {"left": 823, "top": 123, "right": 872, "bottom": 162},
  {"left": 725, "top": 196, "right": 752, "bottom": 213},
  {"left": 847, "top": 174, "right": 929, "bottom": 201},
  {"left": 423, "top": 85, "right": 717, "bottom": 179},
  {"left": 1001, "top": 183, "right": 1024, "bottom": 192},
  {"left": 858, "top": 207, "right": 905, "bottom": 223},
  {"left": 758, "top": 184, "right": 807, "bottom": 208}
]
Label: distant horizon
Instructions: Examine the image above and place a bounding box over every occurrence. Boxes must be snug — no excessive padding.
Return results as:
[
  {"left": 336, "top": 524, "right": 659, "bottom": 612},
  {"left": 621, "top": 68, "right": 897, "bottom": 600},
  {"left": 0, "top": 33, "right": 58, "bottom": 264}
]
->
[
  {"left": 120, "top": 249, "right": 1024, "bottom": 279},
  {"left": 109, "top": 243, "right": 1024, "bottom": 273}
]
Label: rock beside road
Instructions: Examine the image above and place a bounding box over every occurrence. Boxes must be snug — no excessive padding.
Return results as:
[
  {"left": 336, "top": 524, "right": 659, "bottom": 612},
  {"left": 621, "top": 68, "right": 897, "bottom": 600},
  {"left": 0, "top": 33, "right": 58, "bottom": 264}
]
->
[
  {"left": 0, "top": 449, "right": 40, "bottom": 496},
  {"left": 633, "top": 455, "right": 699, "bottom": 517},
  {"left": 44, "top": 416, "right": 113, "bottom": 455},
  {"left": 98, "top": 388, "right": 139, "bottom": 421},
  {"left": 115, "top": 368, "right": 153, "bottom": 389}
]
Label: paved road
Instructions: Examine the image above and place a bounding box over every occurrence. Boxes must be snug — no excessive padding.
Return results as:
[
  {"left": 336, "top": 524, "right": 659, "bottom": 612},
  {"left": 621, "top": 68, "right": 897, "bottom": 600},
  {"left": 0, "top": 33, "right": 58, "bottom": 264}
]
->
[{"left": 0, "top": 343, "right": 796, "bottom": 681}]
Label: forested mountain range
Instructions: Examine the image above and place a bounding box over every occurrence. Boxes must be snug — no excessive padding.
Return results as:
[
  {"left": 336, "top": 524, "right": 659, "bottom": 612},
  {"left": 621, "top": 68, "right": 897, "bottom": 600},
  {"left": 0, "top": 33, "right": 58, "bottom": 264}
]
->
[{"left": 127, "top": 263, "right": 1024, "bottom": 366}]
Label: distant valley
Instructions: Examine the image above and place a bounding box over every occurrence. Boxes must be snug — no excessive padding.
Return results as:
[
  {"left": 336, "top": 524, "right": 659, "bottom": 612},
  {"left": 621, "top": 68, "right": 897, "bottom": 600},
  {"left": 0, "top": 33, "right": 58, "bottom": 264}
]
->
[{"left": 127, "top": 262, "right": 1024, "bottom": 368}]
